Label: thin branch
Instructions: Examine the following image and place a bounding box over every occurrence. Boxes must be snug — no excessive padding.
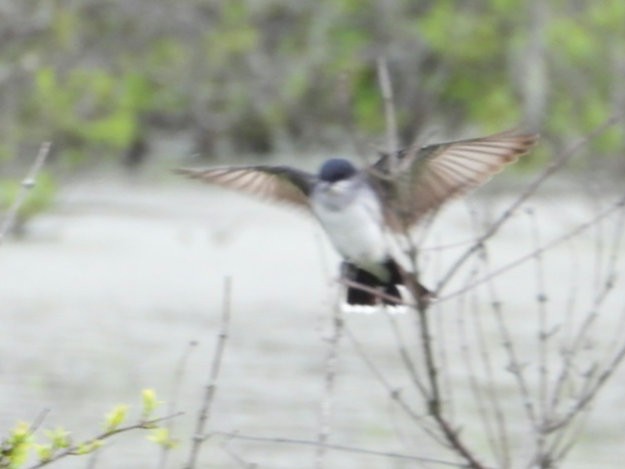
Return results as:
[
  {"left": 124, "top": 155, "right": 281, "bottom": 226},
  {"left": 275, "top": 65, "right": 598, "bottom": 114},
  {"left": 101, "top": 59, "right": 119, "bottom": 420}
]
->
[
  {"left": 414, "top": 302, "right": 442, "bottom": 414},
  {"left": 185, "top": 277, "right": 233, "bottom": 469},
  {"left": 157, "top": 340, "right": 198, "bottom": 469},
  {"left": 397, "top": 252, "right": 488, "bottom": 469},
  {"left": 461, "top": 210, "right": 510, "bottom": 466},
  {"left": 546, "top": 201, "right": 625, "bottom": 428},
  {"left": 214, "top": 431, "right": 473, "bottom": 468},
  {"left": 439, "top": 192, "right": 625, "bottom": 303},
  {"left": 542, "top": 218, "right": 625, "bottom": 438},
  {"left": 376, "top": 57, "right": 399, "bottom": 157},
  {"left": 526, "top": 208, "right": 550, "bottom": 466},
  {"left": 417, "top": 297, "right": 487, "bottom": 469},
  {"left": 220, "top": 434, "right": 259, "bottom": 469},
  {"left": 544, "top": 340, "right": 625, "bottom": 435},
  {"left": 383, "top": 312, "right": 430, "bottom": 398},
  {"left": 315, "top": 301, "right": 343, "bottom": 469},
  {"left": 547, "top": 297, "right": 625, "bottom": 464},
  {"left": 343, "top": 322, "right": 448, "bottom": 447},
  {"left": 392, "top": 222, "right": 488, "bottom": 468},
  {"left": 461, "top": 281, "right": 508, "bottom": 467},
  {"left": 26, "top": 413, "right": 183, "bottom": 469},
  {"left": 484, "top": 250, "right": 538, "bottom": 429},
  {"left": 436, "top": 114, "right": 622, "bottom": 294},
  {"left": 343, "top": 323, "right": 423, "bottom": 422},
  {"left": 0, "top": 142, "right": 51, "bottom": 244},
  {"left": 339, "top": 278, "right": 408, "bottom": 306},
  {"left": 27, "top": 408, "right": 51, "bottom": 436}
]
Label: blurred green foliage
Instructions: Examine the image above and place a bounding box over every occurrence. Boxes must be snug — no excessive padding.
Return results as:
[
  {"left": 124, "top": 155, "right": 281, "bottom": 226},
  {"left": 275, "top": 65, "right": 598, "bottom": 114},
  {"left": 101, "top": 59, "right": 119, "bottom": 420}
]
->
[
  {"left": 0, "top": 389, "right": 175, "bottom": 467},
  {"left": 32, "top": 68, "right": 145, "bottom": 149},
  {"left": 0, "top": 0, "right": 622, "bottom": 168}
]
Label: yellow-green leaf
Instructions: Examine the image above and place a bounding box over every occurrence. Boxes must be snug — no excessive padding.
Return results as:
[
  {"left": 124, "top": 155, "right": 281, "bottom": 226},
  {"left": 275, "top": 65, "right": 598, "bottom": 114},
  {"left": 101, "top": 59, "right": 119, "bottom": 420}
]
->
[
  {"left": 5, "top": 422, "right": 33, "bottom": 467},
  {"left": 141, "top": 389, "right": 162, "bottom": 418},
  {"left": 35, "top": 443, "right": 53, "bottom": 462},
  {"left": 104, "top": 405, "right": 129, "bottom": 432},
  {"left": 147, "top": 427, "right": 178, "bottom": 449},
  {"left": 75, "top": 439, "right": 103, "bottom": 455},
  {"left": 45, "top": 427, "right": 71, "bottom": 449}
]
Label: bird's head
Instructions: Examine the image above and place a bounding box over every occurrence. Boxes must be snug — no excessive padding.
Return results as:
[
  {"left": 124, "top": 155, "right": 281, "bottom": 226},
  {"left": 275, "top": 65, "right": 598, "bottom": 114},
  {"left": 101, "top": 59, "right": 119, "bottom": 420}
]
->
[{"left": 318, "top": 158, "right": 357, "bottom": 183}]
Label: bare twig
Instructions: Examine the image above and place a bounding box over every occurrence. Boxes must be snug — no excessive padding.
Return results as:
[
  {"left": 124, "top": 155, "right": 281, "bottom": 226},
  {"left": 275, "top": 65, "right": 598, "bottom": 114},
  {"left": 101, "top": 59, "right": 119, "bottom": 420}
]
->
[
  {"left": 26, "top": 413, "right": 183, "bottom": 469},
  {"left": 376, "top": 57, "right": 399, "bottom": 157},
  {"left": 465, "top": 208, "right": 512, "bottom": 466},
  {"left": 436, "top": 114, "right": 622, "bottom": 294},
  {"left": 410, "top": 281, "right": 488, "bottom": 469},
  {"left": 486, "top": 252, "right": 538, "bottom": 429},
  {"left": 545, "top": 340, "right": 625, "bottom": 435},
  {"left": 389, "top": 192, "right": 488, "bottom": 468},
  {"left": 27, "top": 408, "right": 51, "bottom": 436},
  {"left": 343, "top": 322, "right": 448, "bottom": 446},
  {"left": 457, "top": 211, "right": 510, "bottom": 466},
  {"left": 396, "top": 226, "right": 486, "bottom": 468},
  {"left": 214, "top": 431, "right": 474, "bottom": 467},
  {"left": 185, "top": 277, "right": 232, "bottom": 469},
  {"left": 314, "top": 301, "right": 343, "bottom": 469},
  {"left": 343, "top": 323, "right": 422, "bottom": 422},
  {"left": 383, "top": 312, "right": 430, "bottom": 398},
  {"left": 439, "top": 192, "right": 625, "bottom": 302},
  {"left": 527, "top": 208, "right": 550, "bottom": 464},
  {"left": 543, "top": 209, "right": 625, "bottom": 439},
  {"left": 459, "top": 279, "right": 509, "bottom": 467},
  {"left": 0, "top": 142, "right": 51, "bottom": 244},
  {"left": 339, "top": 278, "right": 407, "bottom": 306},
  {"left": 220, "top": 434, "right": 259, "bottom": 469},
  {"left": 157, "top": 340, "right": 198, "bottom": 469}
]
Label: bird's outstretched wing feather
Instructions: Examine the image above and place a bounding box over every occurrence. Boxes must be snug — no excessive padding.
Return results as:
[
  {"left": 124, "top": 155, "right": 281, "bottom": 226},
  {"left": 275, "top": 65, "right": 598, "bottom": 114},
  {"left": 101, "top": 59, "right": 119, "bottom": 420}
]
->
[
  {"left": 369, "top": 130, "right": 539, "bottom": 228},
  {"left": 173, "top": 165, "right": 317, "bottom": 209}
]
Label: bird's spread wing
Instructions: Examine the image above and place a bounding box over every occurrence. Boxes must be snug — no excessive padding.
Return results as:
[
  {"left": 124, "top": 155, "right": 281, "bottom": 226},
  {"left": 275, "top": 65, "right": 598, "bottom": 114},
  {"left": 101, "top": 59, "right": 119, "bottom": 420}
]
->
[
  {"left": 368, "top": 130, "right": 539, "bottom": 228},
  {"left": 174, "top": 165, "right": 317, "bottom": 209}
]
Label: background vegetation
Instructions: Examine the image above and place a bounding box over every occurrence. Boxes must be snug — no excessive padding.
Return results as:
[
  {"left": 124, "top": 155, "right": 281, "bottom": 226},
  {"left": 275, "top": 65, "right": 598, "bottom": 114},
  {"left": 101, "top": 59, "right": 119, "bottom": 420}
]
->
[
  {"left": 1, "top": 0, "right": 623, "bottom": 170},
  {"left": 2, "top": 2, "right": 625, "bottom": 467}
]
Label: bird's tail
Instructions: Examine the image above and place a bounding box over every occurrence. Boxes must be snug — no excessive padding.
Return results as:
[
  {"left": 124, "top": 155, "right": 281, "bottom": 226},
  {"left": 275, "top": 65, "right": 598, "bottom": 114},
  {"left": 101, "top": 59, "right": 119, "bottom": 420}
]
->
[{"left": 342, "top": 259, "right": 431, "bottom": 306}]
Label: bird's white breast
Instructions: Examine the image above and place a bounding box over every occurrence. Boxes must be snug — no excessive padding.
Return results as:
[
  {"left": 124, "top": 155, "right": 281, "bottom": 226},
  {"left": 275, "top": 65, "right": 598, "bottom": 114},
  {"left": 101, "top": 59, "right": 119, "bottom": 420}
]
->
[{"left": 311, "top": 180, "right": 388, "bottom": 267}]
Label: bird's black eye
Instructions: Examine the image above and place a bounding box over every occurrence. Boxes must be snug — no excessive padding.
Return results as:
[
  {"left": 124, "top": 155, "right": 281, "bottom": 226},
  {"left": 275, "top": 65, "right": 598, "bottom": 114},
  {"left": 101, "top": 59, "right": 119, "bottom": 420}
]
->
[{"left": 319, "top": 158, "right": 357, "bottom": 182}]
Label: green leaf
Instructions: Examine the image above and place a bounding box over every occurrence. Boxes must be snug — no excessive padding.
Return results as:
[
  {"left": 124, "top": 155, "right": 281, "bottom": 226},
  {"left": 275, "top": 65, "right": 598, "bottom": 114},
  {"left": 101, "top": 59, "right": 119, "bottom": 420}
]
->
[
  {"left": 35, "top": 68, "right": 57, "bottom": 100},
  {"left": 35, "top": 443, "right": 53, "bottom": 462},
  {"left": 141, "top": 389, "right": 162, "bottom": 418},
  {"left": 548, "top": 17, "right": 597, "bottom": 64},
  {"left": 78, "top": 110, "right": 138, "bottom": 148},
  {"left": 44, "top": 427, "right": 71, "bottom": 449},
  {"left": 147, "top": 427, "right": 178, "bottom": 449},
  {"left": 104, "top": 405, "right": 129, "bottom": 432},
  {"left": 5, "top": 422, "right": 33, "bottom": 468},
  {"left": 74, "top": 439, "right": 103, "bottom": 455}
]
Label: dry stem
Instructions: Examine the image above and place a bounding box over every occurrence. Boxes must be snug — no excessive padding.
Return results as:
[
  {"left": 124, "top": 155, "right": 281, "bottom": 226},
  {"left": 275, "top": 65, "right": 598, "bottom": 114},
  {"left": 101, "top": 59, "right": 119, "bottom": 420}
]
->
[
  {"left": 214, "top": 431, "right": 471, "bottom": 467},
  {"left": 185, "top": 277, "right": 232, "bottom": 469},
  {"left": 0, "top": 142, "right": 51, "bottom": 244}
]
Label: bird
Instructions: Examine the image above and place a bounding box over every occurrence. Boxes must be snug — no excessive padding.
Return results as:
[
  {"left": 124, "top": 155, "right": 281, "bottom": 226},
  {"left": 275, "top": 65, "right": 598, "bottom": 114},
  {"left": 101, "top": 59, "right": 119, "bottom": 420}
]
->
[{"left": 174, "top": 130, "right": 538, "bottom": 306}]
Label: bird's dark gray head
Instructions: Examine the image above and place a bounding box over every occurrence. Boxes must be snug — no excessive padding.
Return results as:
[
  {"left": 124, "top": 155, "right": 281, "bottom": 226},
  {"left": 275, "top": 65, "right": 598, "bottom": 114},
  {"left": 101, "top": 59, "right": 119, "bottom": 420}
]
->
[{"left": 318, "top": 158, "right": 357, "bottom": 182}]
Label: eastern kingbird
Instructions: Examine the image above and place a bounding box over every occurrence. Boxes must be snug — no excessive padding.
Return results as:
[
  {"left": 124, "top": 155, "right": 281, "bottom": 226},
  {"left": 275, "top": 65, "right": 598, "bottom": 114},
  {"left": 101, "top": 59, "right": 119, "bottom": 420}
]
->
[{"left": 175, "top": 130, "right": 538, "bottom": 306}]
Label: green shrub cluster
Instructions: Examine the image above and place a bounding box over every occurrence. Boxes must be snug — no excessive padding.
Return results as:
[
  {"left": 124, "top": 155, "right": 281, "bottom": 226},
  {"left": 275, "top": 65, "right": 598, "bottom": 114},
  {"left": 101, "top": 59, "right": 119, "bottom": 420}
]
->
[
  {"left": 0, "top": 0, "right": 622, "bottom": 165},
  {"left": 0, "top": 390, "right": 176, "bottom": 469}
]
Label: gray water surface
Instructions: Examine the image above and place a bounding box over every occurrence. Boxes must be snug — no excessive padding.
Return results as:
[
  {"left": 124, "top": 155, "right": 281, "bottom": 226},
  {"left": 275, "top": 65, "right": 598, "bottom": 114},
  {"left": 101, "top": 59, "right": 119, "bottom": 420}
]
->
[{"left": 2, "top": 175, "right": 624, "bottom": 468}]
